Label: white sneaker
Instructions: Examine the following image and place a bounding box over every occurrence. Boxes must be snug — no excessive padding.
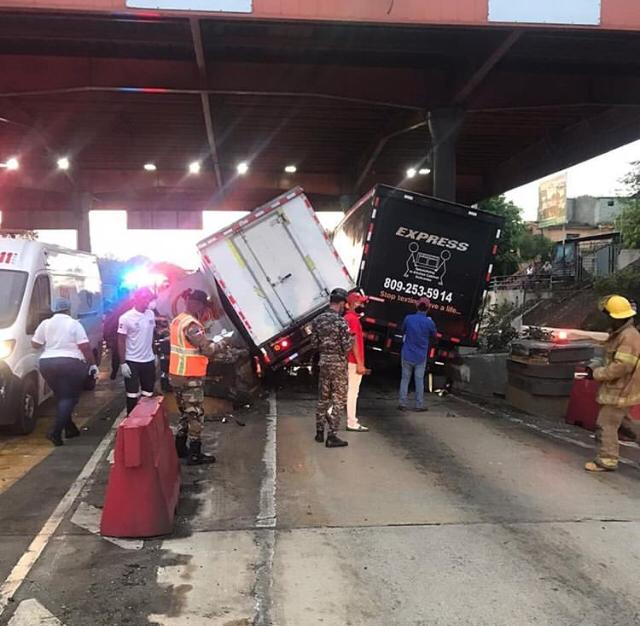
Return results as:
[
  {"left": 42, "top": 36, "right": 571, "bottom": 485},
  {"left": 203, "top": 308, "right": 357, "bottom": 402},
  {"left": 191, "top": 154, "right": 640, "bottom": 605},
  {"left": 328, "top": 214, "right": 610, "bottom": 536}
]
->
[{"left": 347, "top": 423, "right": 369, "bottom": 432}]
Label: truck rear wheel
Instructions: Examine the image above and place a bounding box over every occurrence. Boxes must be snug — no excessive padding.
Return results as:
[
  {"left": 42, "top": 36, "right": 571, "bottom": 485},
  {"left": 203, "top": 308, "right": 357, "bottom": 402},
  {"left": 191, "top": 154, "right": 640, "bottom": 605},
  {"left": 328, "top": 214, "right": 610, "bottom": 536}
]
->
[{"left": 11, "top": 377, "right": 38, "bottom": 435}]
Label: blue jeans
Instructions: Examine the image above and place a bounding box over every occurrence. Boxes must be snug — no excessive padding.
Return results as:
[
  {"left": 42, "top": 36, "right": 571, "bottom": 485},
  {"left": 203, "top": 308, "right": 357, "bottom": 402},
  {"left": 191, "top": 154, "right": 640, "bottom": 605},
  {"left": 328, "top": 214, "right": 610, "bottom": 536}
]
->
[
  {"left": 39, "top": 357, "right": 87, "bottom": 437},
  {"left": 399, "top": 359, "right": 427, "bottom": 409}
]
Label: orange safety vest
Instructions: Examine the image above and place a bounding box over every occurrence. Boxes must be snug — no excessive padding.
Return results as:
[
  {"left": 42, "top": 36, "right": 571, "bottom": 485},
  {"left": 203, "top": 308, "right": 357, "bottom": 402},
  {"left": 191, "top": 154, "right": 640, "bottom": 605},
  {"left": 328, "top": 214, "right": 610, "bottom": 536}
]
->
[{"left": 169, "top": 313, "right": 209, "bottom": 378}]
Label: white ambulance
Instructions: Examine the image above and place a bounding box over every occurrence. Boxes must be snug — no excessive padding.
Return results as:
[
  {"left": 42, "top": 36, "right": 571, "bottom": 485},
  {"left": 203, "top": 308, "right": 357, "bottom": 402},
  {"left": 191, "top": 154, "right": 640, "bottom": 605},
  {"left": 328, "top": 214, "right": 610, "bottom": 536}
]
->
[{"left": 0, "top": 232, "right": 103, "bottom": 434}]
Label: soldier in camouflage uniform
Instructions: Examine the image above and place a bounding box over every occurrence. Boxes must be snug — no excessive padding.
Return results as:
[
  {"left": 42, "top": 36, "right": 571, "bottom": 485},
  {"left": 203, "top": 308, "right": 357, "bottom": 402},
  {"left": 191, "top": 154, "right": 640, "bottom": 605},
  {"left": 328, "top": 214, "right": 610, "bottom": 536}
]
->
[
  {"left": 312, "top": 288, "right": 353, "bottom": 448},
  {"left": 169, "top": 290, "right": 225, "bottom": 465}
]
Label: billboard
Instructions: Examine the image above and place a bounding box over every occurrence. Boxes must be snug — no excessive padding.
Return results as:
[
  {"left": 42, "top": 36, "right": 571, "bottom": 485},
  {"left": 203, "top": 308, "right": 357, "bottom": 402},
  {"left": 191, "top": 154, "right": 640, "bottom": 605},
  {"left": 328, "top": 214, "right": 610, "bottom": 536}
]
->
[
  {"left": 489, "top": 0, "right": 600, "bottom": 25},
  {"left": 126, "top": 0, "right": 251, "bottom": 11},
  {"left": 538, "top": 174, "right": 568, "bottom": 228}
]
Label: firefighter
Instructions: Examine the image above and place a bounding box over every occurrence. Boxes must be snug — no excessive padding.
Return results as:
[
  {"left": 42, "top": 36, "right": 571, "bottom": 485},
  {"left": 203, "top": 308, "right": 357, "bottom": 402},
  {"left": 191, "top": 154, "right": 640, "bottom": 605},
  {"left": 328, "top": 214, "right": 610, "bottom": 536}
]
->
[
  {"left": 585, "top": 295, "right": 640, "bottom": 472},
  {"left": 169, "top": 289, "right": 223, "bottom": 465}
]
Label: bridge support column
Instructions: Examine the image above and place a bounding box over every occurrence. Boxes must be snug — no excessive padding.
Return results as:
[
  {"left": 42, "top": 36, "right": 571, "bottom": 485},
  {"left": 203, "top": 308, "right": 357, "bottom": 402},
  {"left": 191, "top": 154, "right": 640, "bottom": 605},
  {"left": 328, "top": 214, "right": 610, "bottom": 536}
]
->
[
  {"left": 428, "top": 108, "right": 465, "bottom": 202},
  {"left": 74, "top": 192, "right": 92, "bottom": 253}
]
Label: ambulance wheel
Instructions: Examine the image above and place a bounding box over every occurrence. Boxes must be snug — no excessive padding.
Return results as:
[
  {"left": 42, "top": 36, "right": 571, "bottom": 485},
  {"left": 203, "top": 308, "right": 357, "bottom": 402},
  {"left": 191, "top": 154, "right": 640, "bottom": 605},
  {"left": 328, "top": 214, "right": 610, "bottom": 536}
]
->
[{"left": 11, "top": 377, "right": 38, "bottom": 435}]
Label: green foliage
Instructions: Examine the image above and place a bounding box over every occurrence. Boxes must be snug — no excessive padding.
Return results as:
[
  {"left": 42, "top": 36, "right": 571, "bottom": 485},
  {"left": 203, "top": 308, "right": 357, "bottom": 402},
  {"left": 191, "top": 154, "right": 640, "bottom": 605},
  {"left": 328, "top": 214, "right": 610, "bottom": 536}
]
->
[
  {"left": 518, "top": 231, "right": 554, "bottom": 262},
  {"left": 479, "top": 301, "right": 520, "bottom": 353},
  {"left": 616, "top": 199, "right": 640, "bottom": 249},
  {"left": 478, "top": 195, "right": 525, "bottom": 275},
  {"left": 594, "top": 265, "right": 640, "bottom": 302},
  {"left": 616, "top": 161, "right": 640, "bottom": 249}
]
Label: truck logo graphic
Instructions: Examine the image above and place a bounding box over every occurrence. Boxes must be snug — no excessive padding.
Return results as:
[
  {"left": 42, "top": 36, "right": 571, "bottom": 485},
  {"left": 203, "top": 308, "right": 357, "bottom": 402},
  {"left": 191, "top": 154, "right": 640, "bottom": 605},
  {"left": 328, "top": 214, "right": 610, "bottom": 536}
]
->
[{"left": 404, "top": 242, "right": 450, "bottom": 286}]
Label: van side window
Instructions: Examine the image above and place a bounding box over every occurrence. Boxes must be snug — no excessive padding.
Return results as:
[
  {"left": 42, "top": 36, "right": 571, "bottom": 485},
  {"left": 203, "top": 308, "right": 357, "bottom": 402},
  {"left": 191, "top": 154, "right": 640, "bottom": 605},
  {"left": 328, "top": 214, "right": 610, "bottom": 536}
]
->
[{"left": 26, "top": 275, "right": 52, "bottom": 335}]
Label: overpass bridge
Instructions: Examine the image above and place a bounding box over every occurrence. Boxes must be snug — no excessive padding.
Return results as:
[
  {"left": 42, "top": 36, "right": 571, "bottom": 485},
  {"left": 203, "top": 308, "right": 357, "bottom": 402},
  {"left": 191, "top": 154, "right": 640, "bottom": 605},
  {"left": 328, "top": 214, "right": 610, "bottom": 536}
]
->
[{"left": 0, "top": 0, "right": 639, "bottom": 250}]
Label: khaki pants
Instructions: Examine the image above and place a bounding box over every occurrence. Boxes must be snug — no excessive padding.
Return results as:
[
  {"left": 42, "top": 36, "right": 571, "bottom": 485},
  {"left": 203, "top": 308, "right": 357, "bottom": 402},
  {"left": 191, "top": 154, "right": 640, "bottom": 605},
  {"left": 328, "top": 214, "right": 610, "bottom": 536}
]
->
[
  {"left": 596, "top": 405, "right": 640, "bottom": 461},
  {"left": 347, "top": 363, "right": 363, "bottom": 428}
]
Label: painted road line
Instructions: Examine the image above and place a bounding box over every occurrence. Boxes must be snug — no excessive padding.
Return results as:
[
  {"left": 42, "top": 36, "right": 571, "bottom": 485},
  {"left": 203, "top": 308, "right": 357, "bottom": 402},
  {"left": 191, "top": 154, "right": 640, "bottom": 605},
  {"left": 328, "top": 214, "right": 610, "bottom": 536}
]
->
[
  {"left": 254, "top": 390, "right": 278, "bottom": 626},
  {"left": 256, "top": 391, "right": 278, "bottom": 529},
  {"left": 71, "top": 502, "right": 143, "bottom": 550},
  {"left": 453, "top": 395, "right": 638, "bottom": 469},
  {"left": 0, "top": 410, "right": 126, "bottom": 619},
  {"left": 7, "top": 598, "right": 64, "bottom": 626}
]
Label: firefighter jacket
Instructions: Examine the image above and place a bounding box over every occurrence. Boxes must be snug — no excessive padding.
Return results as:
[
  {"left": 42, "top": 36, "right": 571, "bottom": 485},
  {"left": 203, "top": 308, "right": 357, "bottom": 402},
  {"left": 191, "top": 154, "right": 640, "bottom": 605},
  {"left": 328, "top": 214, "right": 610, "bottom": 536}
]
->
[{"left": 593, "top": 320, "right": 640, "bottom": 407}]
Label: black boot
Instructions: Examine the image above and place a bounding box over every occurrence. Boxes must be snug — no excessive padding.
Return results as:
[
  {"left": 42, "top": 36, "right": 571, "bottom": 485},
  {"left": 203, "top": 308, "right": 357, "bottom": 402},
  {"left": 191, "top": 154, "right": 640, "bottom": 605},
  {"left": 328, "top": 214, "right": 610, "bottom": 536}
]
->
[
  {"left": 175, "top": 433, "right": 188, "bottom": 458},
  {"left": 315, "top": 428, "right": 325, "bottom": 443},
  {"left": 325, "top": 434, "right": 348, "bottom": 448},
  {"left": 65, "top": 422, "right": 81, "bottom": 439},
  {"left": 47, "top": 432, "right": 64, "bottom": 447},
  {"left": 187, "top": 440, "right": 216, "bottom": 465}
]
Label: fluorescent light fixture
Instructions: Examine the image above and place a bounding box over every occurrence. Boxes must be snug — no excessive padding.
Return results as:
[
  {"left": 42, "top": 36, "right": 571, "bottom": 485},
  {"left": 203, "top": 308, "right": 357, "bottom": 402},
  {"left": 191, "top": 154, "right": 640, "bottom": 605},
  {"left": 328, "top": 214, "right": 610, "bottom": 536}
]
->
[
  {"left": 5, "top": 157, "right": 19, "bottom": 170},
  {"left": 237, "top": 162, "right": 249, "bottom": 175},
  {"left": 406, "top": 167, "right": 417, "bottom": 179},
  {"left": 144, "top": 163, "right": 157, "bottom": 172},
  {"left": 418, "top": 168, "right": 431, "bottom": 175},
  {"left": 57, "top": 157, "right": 70, "bottom": 170},
  {"left": 284, "top": 165, "right": 297, "bottom": 174},
  {"left": 188, "top": 161, "right": 201, "bottom": 174}
]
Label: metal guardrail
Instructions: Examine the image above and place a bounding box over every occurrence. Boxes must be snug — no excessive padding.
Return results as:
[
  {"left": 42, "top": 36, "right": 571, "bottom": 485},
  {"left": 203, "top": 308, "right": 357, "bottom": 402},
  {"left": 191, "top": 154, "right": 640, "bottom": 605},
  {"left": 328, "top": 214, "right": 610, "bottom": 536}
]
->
[{"left": 489, "top": 275, "right": 574, "bottom": 291}]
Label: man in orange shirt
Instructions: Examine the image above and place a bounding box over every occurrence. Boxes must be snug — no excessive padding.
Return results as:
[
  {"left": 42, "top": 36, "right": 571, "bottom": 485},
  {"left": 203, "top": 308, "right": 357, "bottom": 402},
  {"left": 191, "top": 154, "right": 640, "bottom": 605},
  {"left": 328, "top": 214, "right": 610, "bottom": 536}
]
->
[{"left": 344, "top": 291, "right": 370, "bottom": 432}]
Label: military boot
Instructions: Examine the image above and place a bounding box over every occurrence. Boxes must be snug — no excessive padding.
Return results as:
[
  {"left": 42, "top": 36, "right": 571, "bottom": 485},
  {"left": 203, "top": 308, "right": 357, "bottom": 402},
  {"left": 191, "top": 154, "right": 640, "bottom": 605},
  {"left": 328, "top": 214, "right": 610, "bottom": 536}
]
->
[
  {"left": 325, "top": 434, "right": 348, "bottom": 448},
  {"left": 175, "top": 433, "right": 188, "bottom": 458},
  {"left": 187, "top": 440, "right": 216, "bottom": 465},
  {"left": 315, "top": 428, "right": 325, "bottom": 443}
]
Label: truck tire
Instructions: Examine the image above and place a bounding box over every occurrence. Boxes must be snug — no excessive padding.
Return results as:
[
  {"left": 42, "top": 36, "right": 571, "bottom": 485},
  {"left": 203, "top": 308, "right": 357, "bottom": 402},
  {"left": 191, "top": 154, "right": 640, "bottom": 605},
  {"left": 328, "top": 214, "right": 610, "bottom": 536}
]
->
[{"left": 11, "top": 376, "right": 38, "bottom": 435}]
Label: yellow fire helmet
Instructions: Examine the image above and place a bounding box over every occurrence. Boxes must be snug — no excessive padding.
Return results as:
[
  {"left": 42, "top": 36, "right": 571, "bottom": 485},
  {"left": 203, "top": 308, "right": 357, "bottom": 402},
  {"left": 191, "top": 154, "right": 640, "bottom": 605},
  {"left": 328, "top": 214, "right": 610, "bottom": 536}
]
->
[{"left": 601, "top": 295, "right": 637, "bottom": 320}]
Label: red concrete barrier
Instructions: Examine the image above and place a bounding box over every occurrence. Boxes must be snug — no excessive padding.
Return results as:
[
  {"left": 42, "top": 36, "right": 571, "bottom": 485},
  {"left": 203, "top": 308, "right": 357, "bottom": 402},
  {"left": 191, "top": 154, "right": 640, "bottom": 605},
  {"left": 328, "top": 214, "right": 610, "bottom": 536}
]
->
[
  {"left": 566, "top": 379, "right": 640, "bottom": 431},
  {"left": 101, "top": 397, "right": 180, "bottom": 538},
  {"left": 565, "top": 379, "right": 600, "bottom": 431}
]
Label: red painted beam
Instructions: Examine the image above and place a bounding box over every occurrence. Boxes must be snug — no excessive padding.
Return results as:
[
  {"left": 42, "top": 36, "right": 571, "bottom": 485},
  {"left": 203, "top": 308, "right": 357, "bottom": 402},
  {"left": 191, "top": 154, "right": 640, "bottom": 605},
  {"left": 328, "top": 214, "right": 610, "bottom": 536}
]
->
[{"left": 0, "top": 0, "right": 638, "bottom": 31}]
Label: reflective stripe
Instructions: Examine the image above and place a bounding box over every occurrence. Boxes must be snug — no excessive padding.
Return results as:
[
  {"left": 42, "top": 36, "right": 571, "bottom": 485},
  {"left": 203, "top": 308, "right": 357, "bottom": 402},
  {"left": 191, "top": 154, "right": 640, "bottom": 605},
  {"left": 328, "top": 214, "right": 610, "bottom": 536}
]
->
[
  {"left": 126, "top": 392, "right": 141, "bottom": 398},
  {"left": 169, "top": 313, "right": 208, "bottom": 377},
  {"left": 141, "top": 391, "right": 154, "bottom": 397},
  {"left": 171, "top": 345, "right": 200, "bottom": 356},
  {"left": 615, "top": 351, "right": 640, "bottom": 366}
]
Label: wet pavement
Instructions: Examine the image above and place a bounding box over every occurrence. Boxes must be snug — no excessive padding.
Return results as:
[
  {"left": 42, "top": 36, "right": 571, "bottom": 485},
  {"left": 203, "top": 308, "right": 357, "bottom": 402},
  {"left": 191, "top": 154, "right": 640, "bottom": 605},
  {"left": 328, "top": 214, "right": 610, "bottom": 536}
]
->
[{"left": 0, "top": 375, "right": 639, "bottom": 625}]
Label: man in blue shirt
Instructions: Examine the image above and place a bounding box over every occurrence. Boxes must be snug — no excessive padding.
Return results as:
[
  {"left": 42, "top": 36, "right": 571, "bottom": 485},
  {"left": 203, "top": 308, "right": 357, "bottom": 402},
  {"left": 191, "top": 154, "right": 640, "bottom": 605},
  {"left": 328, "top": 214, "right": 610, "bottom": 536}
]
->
[{"left": 399, "top": 297, "right": 437, "bottom": 412}]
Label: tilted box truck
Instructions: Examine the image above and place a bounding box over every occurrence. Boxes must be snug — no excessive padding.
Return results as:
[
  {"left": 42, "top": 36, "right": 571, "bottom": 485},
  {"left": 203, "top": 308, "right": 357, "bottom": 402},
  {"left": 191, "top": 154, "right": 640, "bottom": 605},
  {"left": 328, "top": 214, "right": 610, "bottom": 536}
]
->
[
  {"left": 333, "top": 185, "right": 504, "bottom": 363},
  {"left": 197, "top": 188, "right": 353, "bottom": 369}
]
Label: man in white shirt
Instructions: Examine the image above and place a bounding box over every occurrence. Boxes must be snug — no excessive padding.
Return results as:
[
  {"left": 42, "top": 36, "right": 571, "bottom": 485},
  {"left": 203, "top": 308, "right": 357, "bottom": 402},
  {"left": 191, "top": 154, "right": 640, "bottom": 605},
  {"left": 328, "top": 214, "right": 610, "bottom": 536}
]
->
[
  {"left": 118, "top": 288, "right": 157, "bottom": 413},
  {"left": 32, "top": 297, "right": 98, "bottom": 446}
]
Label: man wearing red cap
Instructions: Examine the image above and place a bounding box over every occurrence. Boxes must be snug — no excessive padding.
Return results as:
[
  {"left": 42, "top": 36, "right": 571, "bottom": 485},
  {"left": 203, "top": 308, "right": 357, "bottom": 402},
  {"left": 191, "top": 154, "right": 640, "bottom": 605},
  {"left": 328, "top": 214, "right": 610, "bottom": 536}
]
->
[
  {"left": 399, "top": 297, "right": 437, "bottom": 412},
  {"left": 344, "top": 291, "right": 370, "bottom": 432}
]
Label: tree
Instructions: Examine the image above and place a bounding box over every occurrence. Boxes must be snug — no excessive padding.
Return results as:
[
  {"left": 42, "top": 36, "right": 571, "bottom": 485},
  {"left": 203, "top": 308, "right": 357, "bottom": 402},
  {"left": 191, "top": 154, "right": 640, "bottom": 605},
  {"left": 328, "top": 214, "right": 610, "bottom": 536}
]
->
[
  {"left": 518, "top": 231, "right": 554, "bottom": 262},
  {"left": 478, "top": 195, "right": 525, "bottom": 275},
  {"left": 616, "top": 161, "right": 640, "bottom": 248}
]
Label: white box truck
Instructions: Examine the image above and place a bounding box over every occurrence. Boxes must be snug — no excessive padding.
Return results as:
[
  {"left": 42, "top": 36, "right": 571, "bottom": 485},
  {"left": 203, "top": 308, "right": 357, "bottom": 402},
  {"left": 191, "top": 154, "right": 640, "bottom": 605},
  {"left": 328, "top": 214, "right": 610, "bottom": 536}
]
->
[
  {"left": 197, "top": 188, "right": 353, "bottom": 369},
  {"left": 0, "top": 232, "right": 103, "bottom": 433}
]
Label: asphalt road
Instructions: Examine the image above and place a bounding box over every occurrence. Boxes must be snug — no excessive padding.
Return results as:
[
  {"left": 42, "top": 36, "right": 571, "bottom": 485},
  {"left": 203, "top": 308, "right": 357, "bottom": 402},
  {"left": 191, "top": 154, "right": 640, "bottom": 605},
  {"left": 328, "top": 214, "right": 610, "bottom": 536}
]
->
[{"left": 0, "top": 376, "right": 639, "bottom": 626}]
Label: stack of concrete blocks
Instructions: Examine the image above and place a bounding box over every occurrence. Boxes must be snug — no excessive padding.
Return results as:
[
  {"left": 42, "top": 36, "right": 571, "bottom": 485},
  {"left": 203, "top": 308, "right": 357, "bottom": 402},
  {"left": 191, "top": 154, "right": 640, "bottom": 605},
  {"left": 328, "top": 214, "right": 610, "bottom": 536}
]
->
[{"left": 506, "top": 340, "right": 594, "bottom": 420}]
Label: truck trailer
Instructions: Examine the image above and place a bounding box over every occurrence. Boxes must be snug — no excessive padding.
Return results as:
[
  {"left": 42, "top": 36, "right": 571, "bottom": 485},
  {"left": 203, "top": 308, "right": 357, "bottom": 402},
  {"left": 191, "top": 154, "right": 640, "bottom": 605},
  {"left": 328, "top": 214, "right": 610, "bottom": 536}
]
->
[
  {"left": 197, "top": 188, "right": 353, "bottom": 369},
  {"left": 333, "top": 185, "right": 504, "bottom": 362}
]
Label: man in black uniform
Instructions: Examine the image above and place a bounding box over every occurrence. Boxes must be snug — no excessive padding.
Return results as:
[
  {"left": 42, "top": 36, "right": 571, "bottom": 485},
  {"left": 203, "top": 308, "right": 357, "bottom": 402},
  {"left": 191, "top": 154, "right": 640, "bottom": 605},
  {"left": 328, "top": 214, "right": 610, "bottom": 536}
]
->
[{"left": 312, "top": 288, "right": 353, "bottom": 448}]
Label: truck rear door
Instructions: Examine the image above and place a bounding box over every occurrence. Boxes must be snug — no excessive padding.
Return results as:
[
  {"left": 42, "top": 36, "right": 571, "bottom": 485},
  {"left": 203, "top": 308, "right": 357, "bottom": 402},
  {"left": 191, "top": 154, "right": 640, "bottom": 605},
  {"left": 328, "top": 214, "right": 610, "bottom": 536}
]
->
[{"left": 234, "top": 208, "right": 326, "bottom": 326}]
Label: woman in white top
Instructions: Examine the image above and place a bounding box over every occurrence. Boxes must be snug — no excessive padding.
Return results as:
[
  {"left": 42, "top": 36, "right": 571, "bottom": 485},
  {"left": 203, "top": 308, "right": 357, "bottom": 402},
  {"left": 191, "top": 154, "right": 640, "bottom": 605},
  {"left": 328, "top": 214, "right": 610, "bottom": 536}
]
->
[{"left": 32, "top": 298, "right": 98, "bottom": 446}]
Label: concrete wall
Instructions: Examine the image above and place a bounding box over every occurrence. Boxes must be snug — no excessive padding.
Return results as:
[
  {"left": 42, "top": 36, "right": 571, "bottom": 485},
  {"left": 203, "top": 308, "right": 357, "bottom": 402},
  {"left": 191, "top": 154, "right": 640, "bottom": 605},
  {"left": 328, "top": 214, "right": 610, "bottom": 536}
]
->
[
  {"left": 618, "top": 248, "right": 640, "bottom": 270},
  {"left": 565, "top": 196, "right": 623, "bottom": 227}
]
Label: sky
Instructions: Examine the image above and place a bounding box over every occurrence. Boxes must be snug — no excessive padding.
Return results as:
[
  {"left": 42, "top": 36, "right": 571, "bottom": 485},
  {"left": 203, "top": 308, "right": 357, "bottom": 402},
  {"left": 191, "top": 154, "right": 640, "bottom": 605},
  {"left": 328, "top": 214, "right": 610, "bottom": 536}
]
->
[
  {"left": 3, "top": 139, "right": 638, "bottom": 269},
  {"left": 505, "top": 139, "right": 640, "bottom": 221}
]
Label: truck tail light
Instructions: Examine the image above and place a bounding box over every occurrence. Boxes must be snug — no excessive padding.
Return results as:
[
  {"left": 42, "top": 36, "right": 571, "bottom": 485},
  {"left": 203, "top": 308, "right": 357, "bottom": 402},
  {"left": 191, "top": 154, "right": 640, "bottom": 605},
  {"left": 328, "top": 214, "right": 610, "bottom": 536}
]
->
[{"left": 273, "top": 337, "right": 291, "bottom": 353}]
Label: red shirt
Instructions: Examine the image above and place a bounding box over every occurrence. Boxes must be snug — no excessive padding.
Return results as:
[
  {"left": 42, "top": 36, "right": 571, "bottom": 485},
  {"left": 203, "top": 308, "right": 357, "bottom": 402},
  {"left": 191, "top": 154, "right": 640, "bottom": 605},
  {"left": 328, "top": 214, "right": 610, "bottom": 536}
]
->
[{"left": 344, "top": 310, "right": 364, "bottom": 365}]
